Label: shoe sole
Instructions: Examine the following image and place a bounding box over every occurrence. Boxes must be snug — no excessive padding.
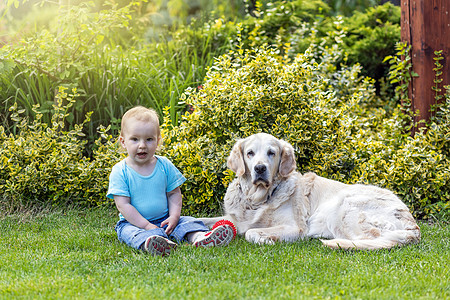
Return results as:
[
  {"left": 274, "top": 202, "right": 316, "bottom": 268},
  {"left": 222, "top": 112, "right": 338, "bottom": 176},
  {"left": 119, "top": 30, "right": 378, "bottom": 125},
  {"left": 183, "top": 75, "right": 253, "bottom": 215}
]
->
[
  {"left": 194, "top": 225, "right": 234, "bottom": 248},
  {"left": 144, "top": 236, "right": 177, "bottom": 256}
]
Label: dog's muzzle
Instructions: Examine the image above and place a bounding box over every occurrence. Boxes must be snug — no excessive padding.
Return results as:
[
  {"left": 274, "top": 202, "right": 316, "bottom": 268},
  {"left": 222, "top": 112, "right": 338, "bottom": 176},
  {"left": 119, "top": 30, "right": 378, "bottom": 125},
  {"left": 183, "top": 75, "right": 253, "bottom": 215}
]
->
[{"left": 253, "top": 164, "right": 269, "bottom": 186}]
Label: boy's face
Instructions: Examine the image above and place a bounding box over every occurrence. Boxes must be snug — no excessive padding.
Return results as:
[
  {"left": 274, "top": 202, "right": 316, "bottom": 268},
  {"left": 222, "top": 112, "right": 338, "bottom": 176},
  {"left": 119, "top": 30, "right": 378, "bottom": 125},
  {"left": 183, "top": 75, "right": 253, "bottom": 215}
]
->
[{"left": 120, "top": 117, "right": 160, "bottom": 167}]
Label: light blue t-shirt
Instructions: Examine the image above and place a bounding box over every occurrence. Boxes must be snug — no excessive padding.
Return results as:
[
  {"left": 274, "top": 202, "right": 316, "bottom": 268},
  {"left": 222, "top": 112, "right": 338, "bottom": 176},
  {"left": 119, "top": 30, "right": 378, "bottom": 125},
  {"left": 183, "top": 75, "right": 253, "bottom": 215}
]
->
[{"left": 107, "top": 155, "right": 186, "bottom": 221}]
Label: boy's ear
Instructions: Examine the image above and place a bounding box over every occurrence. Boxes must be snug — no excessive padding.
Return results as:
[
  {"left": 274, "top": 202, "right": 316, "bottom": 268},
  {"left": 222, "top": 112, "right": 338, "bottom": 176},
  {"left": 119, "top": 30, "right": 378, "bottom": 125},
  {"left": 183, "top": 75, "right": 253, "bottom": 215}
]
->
[
  {"left": 119, "top": 136, "right": 126, "bottom": 148},
  {"left": 156, "top": 135, "right": 162, "bottom": 151}
]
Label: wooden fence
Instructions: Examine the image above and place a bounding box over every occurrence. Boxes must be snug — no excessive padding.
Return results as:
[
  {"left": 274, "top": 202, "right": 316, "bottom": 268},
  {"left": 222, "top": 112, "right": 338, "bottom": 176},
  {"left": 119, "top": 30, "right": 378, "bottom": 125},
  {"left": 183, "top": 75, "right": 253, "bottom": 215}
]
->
[{"left": 401, "top": 0, "right": 450, "bottom": 132}]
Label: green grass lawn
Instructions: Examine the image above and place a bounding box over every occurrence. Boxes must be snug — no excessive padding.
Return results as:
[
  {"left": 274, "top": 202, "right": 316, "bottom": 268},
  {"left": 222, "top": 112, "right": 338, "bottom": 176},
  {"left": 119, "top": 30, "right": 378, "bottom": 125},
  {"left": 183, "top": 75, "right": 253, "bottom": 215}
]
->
[{"left": 1, "top": 207, "right": 449, "bottom": 299}]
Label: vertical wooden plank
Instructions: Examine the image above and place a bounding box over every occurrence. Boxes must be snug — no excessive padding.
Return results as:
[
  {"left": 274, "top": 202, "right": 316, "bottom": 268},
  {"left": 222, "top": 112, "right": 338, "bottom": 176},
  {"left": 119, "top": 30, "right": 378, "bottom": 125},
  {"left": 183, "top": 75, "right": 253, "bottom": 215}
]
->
[
  {"left": 401, "top": 0, "right": 411, "bottom": 43},
  {"left": 411, "top": 0, "right": 429, "bottom": 131},
  {"left": 401, "top": 0, "right": 450, "bottom": 133}
]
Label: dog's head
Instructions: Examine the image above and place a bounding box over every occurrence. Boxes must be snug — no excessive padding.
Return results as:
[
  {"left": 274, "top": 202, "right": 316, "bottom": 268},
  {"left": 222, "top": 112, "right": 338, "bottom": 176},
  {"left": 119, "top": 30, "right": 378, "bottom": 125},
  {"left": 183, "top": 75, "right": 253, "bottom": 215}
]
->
[{"left": 227, "top": 133, "right": 296, "bottom": 188}]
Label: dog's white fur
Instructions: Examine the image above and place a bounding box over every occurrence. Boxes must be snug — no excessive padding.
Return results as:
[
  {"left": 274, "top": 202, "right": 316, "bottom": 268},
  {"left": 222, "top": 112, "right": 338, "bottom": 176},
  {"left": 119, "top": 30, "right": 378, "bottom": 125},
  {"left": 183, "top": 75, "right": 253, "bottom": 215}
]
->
[{"left": 199, "top": 133, "right": 421, "bottom": 250}]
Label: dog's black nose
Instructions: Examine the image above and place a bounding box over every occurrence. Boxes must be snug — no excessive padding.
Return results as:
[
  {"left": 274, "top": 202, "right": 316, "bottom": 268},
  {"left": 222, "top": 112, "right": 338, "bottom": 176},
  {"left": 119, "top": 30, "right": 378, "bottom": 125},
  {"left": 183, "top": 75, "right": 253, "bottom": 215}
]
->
[{"left": 254, "top": 164, "right": 267, "bottom": 174}]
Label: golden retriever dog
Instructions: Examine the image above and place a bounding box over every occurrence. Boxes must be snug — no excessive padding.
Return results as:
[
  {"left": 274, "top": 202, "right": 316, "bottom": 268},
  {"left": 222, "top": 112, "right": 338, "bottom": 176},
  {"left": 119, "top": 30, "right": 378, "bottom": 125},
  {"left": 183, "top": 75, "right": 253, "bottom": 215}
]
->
[{"left": 199, "top": 133, "right": 420, "bottom": 250}]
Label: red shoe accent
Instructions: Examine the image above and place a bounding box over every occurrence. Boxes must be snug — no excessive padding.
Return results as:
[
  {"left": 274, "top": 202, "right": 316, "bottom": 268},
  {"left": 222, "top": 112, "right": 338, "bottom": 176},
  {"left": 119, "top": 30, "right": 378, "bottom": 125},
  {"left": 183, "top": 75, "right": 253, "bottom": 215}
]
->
[{"left": 212, "top": 220, "right": 237, "bottom": 238}]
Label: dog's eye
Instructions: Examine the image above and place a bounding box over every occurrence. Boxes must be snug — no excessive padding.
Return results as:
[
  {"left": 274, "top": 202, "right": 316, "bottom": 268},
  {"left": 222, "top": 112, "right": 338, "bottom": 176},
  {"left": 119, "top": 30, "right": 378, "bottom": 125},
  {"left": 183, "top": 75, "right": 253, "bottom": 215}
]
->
[
  {"left": 267, "top": 150, "right": 275, "bottom": 157},
  {"left": 247, "top": 150, "right": 254, "bottom": 157}
]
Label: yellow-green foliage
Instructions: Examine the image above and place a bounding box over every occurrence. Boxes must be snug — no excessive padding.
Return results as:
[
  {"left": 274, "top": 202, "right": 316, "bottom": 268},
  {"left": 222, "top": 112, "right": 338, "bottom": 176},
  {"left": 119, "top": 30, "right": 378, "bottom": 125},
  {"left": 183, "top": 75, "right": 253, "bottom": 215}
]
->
[
  {"left": 161, "top": 45, "right": 450, "bottom": 219},
  {"left": 355, "top": 90, "right": 450, "bottom": 218},
  {"left": 0, "top": 87, "right": 122, "bottom": 210}
]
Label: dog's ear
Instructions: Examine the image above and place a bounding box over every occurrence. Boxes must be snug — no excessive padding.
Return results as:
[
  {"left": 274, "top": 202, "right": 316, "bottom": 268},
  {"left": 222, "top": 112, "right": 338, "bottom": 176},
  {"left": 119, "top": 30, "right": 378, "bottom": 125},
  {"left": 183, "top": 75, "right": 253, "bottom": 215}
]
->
[
  {"left": 279, "top": 140, "right": 296, "bottom": 177},
  {"left": 227, "top": 139, "right": 246, "bottom": 176}
]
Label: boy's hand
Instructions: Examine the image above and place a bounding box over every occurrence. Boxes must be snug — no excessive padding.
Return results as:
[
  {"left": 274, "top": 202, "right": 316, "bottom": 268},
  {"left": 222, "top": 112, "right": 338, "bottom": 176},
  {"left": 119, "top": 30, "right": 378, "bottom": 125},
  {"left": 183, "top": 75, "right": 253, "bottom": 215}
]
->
[
  {"left": 161, "top": 216, "right": 180, "bottom": 235},
  {"left": 144, "top": 223, "right": 159, "bottom": 231}
]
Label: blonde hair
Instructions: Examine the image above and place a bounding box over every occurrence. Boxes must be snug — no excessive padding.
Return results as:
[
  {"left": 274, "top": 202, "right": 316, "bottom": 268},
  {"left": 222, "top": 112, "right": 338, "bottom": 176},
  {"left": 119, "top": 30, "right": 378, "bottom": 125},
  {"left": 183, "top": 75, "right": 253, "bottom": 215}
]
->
[{"left": 120, "top": 106, "right": 161, "bottom": 140}]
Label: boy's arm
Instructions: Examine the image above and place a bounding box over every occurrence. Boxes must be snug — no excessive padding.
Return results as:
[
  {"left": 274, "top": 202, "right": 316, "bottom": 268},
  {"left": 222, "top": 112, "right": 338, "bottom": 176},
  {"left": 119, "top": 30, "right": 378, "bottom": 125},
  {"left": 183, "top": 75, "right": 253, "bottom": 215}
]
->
[
  {"left": 161, "top": 187, "right": 182, "bottom": 235},
  {"left": 114, "top": 195, "right": 158, "bottom": 230}
]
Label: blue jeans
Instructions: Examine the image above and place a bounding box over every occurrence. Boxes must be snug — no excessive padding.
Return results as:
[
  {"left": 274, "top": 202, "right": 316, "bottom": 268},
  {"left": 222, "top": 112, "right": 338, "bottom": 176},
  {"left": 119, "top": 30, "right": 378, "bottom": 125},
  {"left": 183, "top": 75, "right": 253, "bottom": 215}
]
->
[{"left": 115, "top": 215, "right": 209, "bottom": 250}]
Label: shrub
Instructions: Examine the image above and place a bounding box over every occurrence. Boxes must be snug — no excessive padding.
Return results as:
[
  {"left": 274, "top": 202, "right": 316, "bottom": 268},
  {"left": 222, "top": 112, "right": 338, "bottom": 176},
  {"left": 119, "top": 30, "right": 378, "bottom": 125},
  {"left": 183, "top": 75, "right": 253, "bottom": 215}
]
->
[
  {"left": 0, "top": 87, "right": 121, "bottom": 211},
  {"left": 288, "top": 3, "right": 401, "bottom": 84},
  {"left": 220, "top": 1, "right": 400, "bottom": 86},
  {"left": 236, "top": 0, "right": 331, "bottom": 53},
  {"left": 323, "top": 0, "right": 380, "bottom": 16},
  {"left": 340, "top": 3, "right": 401, "bottom": 82}
]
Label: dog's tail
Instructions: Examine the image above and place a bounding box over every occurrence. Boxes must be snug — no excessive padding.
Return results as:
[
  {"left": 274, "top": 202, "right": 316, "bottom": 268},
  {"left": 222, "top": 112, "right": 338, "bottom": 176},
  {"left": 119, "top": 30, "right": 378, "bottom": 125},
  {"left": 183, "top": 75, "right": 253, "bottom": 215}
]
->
[{"left": 320, "top": 227, "right": 421, "bottom": 250}]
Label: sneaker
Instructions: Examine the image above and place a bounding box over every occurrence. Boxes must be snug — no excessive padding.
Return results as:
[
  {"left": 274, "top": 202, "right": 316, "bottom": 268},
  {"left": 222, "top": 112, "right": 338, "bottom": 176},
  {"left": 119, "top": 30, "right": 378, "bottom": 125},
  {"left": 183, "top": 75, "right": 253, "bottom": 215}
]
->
[
  {"left": 143, "top": 235, "right": 177, "bottom": 256},
  {"left": 194, "top": 224, "right": 235, "bottom": 248}
]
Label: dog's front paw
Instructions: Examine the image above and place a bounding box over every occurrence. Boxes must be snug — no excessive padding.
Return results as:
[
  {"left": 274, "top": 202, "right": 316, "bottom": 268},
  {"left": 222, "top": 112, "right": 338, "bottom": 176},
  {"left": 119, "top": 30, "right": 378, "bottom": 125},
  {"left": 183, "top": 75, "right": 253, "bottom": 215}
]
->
[{"left": 245, "top": 229, "right": 276, "bottom": 245}]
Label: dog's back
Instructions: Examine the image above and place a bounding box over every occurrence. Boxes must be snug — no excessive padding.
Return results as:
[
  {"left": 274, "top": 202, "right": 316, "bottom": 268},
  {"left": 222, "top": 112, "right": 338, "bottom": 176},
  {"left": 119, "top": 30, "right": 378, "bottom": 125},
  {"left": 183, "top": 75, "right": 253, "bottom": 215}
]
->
[{"left": 305, "top": 174, "right": 421, "bottom": 250}]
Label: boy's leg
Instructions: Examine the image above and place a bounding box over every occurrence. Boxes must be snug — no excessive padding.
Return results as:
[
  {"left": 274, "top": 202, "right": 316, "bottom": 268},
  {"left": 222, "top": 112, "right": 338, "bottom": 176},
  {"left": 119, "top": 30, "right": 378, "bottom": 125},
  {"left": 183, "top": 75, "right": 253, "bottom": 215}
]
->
[
  {"left": 169, "top": 216, "right": 209, "bottom": 243},
  {"left": 115, "top": 220, "right": 169, "bottom": 250}
]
